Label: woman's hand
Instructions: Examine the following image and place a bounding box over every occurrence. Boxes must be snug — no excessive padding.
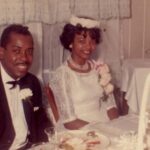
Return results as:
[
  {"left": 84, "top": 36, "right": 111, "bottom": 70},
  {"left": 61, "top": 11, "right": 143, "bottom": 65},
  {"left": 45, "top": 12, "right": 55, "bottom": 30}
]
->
[
  {"left": 64, "top": 119, "right": 89, "bottom": 130},
  {"left": 107, "top": 107, "right": 119, "bottom": 120}
]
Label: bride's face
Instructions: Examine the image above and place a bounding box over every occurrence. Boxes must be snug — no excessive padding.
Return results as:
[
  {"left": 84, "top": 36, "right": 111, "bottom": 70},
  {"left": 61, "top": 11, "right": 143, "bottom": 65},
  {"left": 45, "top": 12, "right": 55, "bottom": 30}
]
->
[{"left": 70, "top": 31, "right": 96, "bottom": 64}]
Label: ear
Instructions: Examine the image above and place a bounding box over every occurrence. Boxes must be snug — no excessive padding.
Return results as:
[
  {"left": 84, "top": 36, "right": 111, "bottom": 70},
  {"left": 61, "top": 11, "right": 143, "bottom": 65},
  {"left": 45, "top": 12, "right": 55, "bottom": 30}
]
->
[{"left": 0, "top": 47, "right": 4, "bottom": 60}]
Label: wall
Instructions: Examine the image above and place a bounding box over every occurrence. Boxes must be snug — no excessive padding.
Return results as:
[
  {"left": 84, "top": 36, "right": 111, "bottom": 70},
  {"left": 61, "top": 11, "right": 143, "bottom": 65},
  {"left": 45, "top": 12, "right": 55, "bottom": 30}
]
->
[
  {"left": 121, "top": 0, "right": 150, "bottom": 58},
  {"left": 122, "top": 0, "right": 150, "bottom": 59}
]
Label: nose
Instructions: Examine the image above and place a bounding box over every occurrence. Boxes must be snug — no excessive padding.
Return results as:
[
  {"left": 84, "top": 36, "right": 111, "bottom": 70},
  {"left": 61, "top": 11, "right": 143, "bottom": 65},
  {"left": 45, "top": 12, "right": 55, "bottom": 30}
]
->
[
  {"left": 20, "top": 51, "right": 28, "bottom": 61},
  {"left": 86, "top": 41, "right": 96, "bottom": 51}
]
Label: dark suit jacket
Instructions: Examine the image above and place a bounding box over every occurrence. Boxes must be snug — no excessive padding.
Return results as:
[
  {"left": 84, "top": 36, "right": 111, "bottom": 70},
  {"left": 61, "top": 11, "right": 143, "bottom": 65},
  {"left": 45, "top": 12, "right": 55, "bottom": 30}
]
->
[{"left": 0, "top": 72, "right": 52, "bottom": 150}]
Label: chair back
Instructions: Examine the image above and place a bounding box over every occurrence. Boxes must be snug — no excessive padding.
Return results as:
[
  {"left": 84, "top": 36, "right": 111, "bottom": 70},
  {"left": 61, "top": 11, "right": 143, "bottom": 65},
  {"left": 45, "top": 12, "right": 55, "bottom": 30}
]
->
[{"left": 44, "top": 85, "right": 59, "bottom": 124}]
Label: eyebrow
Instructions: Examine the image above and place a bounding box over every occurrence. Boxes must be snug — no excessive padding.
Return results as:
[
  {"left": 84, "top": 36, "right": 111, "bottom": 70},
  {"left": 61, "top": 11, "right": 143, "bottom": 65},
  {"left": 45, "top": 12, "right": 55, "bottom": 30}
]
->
[{"left": 12, "top": 45, "right": 33, "bottom": 49}]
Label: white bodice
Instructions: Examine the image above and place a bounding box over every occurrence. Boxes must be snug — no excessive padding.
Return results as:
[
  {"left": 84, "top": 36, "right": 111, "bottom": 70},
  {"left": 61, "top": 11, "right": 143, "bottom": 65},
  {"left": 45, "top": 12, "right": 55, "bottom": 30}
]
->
[
  {"left": 49, "top": 60, "right": 116, "bottom": 126},
  {"left": 67, "top": 66, "right": 104, "bottom": 122}
]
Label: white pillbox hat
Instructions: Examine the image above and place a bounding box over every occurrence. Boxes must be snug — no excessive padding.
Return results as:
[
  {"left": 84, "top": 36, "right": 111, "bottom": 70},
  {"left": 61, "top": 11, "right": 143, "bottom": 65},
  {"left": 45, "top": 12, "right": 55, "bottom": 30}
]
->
[{"left": 69, "top": 16, "right": 100, "bottom": 28}]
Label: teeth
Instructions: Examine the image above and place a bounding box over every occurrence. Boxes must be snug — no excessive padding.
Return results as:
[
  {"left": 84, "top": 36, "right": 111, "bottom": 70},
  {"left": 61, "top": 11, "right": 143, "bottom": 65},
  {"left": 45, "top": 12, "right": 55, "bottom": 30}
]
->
[
  {"left": 17, "top": 65, "right": 27, "bottom": 69},
  {"left": 84, "top": 51, "right": 90, "bottom": 54}
]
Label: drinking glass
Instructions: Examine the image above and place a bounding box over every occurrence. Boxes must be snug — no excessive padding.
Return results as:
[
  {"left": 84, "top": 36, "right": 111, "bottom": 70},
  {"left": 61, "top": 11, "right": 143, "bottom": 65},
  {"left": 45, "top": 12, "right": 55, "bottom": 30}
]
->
[{"left": 44, "top": 126, "right": 58, "bottom": 144}]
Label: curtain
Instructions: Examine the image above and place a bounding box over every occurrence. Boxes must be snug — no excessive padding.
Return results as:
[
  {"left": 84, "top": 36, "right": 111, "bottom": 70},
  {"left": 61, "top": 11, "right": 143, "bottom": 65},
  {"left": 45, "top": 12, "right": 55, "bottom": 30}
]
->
[
  {"left": 27, "top": 23, "right": 43, "bottom": 82},
  {"left": 74, "top": 0, "right": 100, "bottom": 19},
  {"left": 0, "top": 0, "right": 131, "bottom": 25},
  {"left": 42, "top": 23, "right": 65, "bottom": 83},
  {"left": 99, "top": 0, "right": 131, "bottom": 19},
  {"left": 0, "top": 0, "right": 131, "bottom": 87},
  {"left": 0, "top": 0, "right": 24, "bottom": 24}
]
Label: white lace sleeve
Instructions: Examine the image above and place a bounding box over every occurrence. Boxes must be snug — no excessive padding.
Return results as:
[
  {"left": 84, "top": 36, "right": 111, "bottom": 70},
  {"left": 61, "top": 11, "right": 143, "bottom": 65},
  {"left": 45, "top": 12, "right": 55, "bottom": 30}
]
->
[
  {"left": 99, "top": 94, "right": 117, "bottom": 113},
  {"left": 106, "top": 94, "right": 117, "bottom": 110},
  {"left": 49, "top": 66, "right": 77, "bottom": 123}
]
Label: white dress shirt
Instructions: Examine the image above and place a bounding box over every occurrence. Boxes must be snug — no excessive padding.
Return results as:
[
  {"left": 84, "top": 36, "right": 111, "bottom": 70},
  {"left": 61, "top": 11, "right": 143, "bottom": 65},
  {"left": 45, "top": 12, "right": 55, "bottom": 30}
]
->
[{"left": 1, "top": 64, "right": 28, "bottom": 150}]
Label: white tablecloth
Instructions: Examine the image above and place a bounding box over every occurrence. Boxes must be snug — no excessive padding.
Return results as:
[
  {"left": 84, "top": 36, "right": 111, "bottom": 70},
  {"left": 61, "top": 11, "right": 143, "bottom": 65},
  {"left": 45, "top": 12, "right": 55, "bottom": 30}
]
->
[
  {"left": 121, "top": 59, "right": 150, "bottom": 114},
  {"left": 125, "top": 68, "right": 150, "bottom": 114},
  {"left": 28, "top": 114, "right": 138, "bottom": 150},
  {"left": 121, "top": 59, "right": 150, "bottom": 92}
]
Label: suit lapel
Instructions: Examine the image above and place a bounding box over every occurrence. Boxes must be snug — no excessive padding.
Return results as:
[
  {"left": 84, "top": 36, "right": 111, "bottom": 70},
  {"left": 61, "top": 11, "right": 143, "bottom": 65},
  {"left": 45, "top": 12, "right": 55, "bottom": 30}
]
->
[
  {"left": 19, "top": 74, "right": 33, "bottom": 126},
  {"left": 19, "top": 74, "right": 37, "bottom": 142},
  {"left": 0, "top": 71, "right": 15, "bottom": 147},
  {"left": 0, "top": 71, "right": 37, "bottom": 145}
]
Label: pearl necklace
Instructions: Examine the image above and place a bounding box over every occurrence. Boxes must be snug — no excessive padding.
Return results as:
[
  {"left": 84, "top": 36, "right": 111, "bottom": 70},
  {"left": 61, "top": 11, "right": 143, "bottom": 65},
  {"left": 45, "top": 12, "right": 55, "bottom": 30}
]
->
[{"left": 68, "top": 57, "right": 89, "bottom": 71}]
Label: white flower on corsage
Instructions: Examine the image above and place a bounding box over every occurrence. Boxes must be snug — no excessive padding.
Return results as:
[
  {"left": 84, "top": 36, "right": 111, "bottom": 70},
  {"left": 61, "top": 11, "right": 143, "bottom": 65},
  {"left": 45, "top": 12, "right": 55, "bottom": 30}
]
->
[
  {"left": 92, "top": 60, "right": 114, "bottom": 101},
  {"left": 19, "top": 88, "right": 33, "bottom": 101}
]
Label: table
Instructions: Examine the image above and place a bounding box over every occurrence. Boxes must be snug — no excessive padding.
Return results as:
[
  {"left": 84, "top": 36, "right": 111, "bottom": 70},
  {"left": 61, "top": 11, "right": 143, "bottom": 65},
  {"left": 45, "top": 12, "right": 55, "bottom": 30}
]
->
[
  {"left": 28, "top": 114, "right": 138, "bottom": 150},
  {"left": 125, "top": 68, "right": 150, "bottom": 114},
  {"left": 121, "top": 59, "right": 150, "bottom": 92},
  {"left": 121, "top": 59, "right": 150, "bottom": 114}
]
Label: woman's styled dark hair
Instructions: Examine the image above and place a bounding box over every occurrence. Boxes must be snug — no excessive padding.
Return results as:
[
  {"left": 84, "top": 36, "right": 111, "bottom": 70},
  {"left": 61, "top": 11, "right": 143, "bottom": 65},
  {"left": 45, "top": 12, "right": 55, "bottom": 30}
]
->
[
  {"left": 0, "top": 24, "right": 33, "bottom": 48},
  {"left": 60, "top": 23, "right": 101, "bottom": 51}
]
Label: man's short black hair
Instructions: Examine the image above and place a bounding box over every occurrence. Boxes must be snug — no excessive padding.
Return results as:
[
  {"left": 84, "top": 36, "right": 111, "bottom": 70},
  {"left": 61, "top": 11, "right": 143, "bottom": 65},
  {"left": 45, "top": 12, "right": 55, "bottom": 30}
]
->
[{"left": 0, "top": 24, "right": 32, "bottom": 48}]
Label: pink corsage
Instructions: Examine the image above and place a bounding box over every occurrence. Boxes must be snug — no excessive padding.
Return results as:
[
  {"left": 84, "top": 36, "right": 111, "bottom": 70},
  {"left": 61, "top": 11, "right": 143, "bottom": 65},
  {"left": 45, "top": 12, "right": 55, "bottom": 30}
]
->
[{"left": 92, "top": 60, "right": 114, "bottom": 101}]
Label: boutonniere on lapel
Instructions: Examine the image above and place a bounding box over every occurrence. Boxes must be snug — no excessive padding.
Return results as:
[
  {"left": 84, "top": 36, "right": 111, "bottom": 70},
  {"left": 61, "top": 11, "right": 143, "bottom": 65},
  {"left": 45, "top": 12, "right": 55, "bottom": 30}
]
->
[{"left": 19, "top": 88, "right": 33, "bottom": 102}]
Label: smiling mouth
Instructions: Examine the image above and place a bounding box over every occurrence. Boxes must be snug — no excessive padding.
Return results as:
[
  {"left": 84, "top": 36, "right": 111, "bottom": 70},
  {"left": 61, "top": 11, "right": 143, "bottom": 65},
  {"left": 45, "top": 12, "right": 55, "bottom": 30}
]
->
[
  {"left": 82, "top": 51, "right": 91, "bottom": 56},
  {"left": 17, "top": 64, "right": 29, "bottom": 71},
  {"left": 84, "top": 51, "right": 90, "bottom": 54}
]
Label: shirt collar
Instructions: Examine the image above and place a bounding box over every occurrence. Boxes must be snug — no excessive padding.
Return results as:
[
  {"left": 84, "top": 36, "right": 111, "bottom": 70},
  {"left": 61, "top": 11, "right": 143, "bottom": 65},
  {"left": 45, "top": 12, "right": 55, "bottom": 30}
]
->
[{"left": 0, "top": 64, "right": 15, "bottom": 84}]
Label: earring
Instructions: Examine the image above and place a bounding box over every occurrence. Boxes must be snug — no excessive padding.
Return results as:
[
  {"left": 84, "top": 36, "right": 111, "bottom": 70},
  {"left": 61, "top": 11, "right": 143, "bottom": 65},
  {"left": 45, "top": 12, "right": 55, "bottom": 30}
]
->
[{"left": 69, "top": 44, "right": 72, "bottom": 49}]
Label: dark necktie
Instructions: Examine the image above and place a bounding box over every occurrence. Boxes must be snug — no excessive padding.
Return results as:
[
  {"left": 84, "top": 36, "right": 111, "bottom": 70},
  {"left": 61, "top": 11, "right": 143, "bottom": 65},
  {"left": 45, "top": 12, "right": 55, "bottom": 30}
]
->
[{"left": 6, "top": 80, "right": 21, "bottom": 89}]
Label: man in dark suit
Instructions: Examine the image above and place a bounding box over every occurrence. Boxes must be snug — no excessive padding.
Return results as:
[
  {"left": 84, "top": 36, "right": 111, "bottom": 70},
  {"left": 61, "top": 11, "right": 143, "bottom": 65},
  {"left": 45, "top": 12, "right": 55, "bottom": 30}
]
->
[{"left": 0, "top": 24, "right": 52, "bottom": 149}]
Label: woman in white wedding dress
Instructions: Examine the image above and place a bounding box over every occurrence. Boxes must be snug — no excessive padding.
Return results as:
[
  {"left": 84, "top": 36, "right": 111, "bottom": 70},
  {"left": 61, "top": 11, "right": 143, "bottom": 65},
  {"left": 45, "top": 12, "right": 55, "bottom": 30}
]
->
[{"left": 48, "top": 16, "right": 119, "bottom": 130}]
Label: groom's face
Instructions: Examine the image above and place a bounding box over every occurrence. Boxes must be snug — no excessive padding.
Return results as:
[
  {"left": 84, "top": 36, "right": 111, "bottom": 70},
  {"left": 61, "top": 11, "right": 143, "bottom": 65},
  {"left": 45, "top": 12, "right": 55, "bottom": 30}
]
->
[{"left": 0, "top": 32, "right": 34, "bottom": 79}]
